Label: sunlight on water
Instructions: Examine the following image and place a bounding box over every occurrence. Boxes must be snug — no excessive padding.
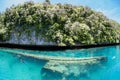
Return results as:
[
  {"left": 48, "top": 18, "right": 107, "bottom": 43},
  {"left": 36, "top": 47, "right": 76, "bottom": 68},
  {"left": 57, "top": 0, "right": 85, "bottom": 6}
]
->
[{"left": 0, "top": 45, "right": 120, "bottom": 80}]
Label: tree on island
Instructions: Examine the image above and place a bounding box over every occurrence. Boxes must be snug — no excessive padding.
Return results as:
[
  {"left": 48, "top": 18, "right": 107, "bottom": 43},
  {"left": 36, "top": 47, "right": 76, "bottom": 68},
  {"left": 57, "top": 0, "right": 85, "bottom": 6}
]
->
[
  {"left": 0, "top": 1, "right": 120, "bottom": 46},
  {"left": 45, "top": 0, "right": 50, "bottom": 4}
]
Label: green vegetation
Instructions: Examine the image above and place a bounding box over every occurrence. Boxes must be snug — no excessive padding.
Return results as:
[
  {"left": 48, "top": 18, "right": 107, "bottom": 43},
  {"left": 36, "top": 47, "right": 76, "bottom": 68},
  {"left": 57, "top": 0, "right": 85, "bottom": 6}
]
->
[
  {"left": 0, "top": 13, "right": 9, "bottom": 41},
  {"left": 0, "top": 1, "right": 120, "bottom": 46}
]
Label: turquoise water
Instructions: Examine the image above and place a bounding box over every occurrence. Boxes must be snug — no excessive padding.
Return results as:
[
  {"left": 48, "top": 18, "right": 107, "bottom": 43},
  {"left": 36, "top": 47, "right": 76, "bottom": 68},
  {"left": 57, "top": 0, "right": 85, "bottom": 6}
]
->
[{"left": 0, "top": 45, "right": 120, "bottom": 80}]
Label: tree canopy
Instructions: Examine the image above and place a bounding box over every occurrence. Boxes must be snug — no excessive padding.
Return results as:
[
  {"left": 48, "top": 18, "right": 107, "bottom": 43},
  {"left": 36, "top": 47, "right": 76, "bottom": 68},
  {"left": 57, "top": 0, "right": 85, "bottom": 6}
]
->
[{"left": 0, "top": 1, "right": 120, "bottom": 46}]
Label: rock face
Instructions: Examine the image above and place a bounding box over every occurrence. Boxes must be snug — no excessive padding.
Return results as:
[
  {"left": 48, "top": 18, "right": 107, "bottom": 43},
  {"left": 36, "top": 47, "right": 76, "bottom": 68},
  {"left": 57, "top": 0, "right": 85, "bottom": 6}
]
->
[
  {"left": 41, "top": 57, "right": 107, "bottom": 80},
  {"left": 7, "top": 32, "right": 55, "bottom": 45}
]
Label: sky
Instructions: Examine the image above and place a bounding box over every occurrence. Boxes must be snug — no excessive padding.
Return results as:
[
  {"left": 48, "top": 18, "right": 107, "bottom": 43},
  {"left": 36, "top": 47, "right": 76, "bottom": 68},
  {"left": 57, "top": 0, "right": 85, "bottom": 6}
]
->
[{"left": 0, "top": 0, "right": 120, "bottom": 23}]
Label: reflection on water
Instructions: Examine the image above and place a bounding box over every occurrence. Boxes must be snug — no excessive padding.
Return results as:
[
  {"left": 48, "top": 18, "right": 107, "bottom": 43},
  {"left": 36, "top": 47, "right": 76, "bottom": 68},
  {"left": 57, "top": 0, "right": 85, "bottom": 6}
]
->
[{"left": 0, "top": 45, "right": 120, "bottom": 80}]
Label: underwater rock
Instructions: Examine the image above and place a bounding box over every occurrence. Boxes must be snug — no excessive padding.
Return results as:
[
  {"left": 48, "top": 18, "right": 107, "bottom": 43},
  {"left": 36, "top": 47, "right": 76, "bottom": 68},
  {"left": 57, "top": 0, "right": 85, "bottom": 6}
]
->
[{"left": 41, "top": 56, "right": 107, "bottom": 80}]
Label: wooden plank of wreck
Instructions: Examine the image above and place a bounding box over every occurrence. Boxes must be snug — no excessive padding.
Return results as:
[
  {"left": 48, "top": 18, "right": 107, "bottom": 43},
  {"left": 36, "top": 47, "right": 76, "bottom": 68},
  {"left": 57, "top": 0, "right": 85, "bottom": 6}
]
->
[{"left": 3, "top": 49, "right": 107, "bottom": 62}]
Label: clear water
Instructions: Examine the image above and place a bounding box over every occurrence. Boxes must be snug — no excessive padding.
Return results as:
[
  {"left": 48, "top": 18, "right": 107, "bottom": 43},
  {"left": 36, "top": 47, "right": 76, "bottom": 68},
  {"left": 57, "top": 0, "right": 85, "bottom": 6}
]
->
[{"left": 0, "top": 45, "right": 120, "bottom": 80}]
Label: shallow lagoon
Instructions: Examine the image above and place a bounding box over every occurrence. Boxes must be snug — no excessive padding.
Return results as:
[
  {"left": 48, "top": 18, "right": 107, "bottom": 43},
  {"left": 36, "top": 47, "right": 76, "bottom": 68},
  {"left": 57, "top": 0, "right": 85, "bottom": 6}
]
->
[{"left": 0, "top": 45, "right": 120, "bottom": 80}]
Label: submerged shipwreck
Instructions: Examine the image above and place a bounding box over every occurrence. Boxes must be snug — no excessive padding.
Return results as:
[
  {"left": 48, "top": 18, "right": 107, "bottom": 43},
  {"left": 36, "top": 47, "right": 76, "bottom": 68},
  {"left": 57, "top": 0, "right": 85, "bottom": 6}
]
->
[{"left": 2, "top": 49, "right": 107, "bottom": 80}]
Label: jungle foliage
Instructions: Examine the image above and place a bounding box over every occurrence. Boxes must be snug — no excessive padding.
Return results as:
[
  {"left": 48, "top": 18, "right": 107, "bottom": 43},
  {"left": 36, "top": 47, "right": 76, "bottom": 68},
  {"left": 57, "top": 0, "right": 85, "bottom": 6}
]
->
[{"left": 0, "top": 1, "right": 120, "bottom": 46}]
